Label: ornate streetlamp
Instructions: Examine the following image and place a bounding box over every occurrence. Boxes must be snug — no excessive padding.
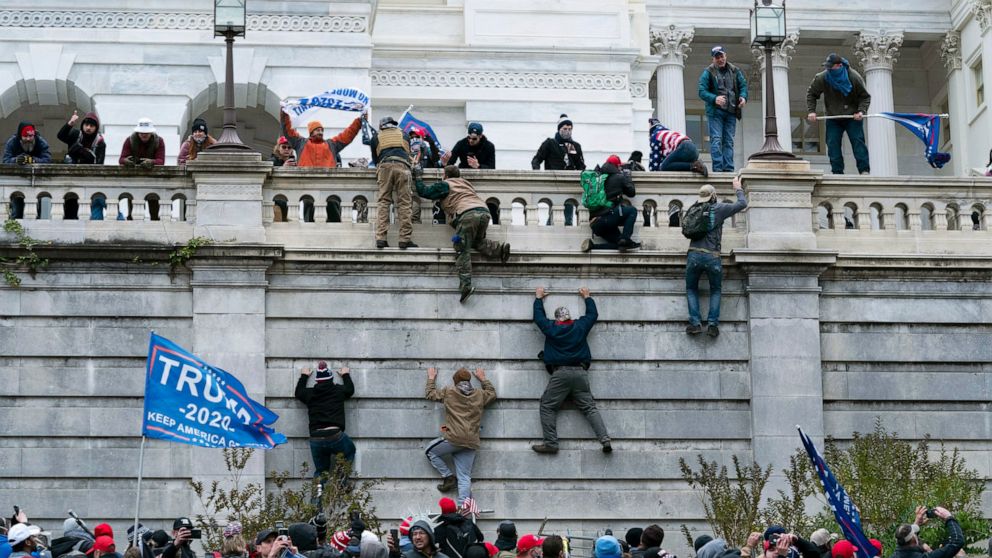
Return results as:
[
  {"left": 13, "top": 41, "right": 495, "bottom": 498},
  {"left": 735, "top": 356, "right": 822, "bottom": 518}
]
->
[
  {"left": 748, "top": 0, "right": 797, "bottom": 160},
  {"left": 208, "top": 0, "right": 253, "bottom": 151}
]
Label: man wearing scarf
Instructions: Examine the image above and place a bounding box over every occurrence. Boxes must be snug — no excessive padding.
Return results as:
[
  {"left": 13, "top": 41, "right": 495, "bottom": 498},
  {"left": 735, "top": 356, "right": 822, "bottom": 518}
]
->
[
  {"left": 58, "top": 110, "right": 106, "bottom": 164},
  {"left": 424, "top": 366, "right": 497, "bottom": 505},
  {"left": 806, "top": 53, "right": 872, "bottom": 175},
  {"left": 3, "top": 121, "right": 52, "bottom": 165},
  {"left": 531, "top": 286, "right": 611, "bottom": 454},
  {"left": 531, "top": 114, "right": 586, "bottom": 170}
]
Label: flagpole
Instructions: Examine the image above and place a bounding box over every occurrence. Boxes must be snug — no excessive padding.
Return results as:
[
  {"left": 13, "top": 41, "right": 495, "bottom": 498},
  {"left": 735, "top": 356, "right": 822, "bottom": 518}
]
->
[
  {"left": 816, "top": 113, "right": 949, "bottom": 120},
  {"left": 133, "top": 435, "right": 146, "bottom": 552},
  {"left": 400, "top": 104, "right": 414, "bottom": 123}
]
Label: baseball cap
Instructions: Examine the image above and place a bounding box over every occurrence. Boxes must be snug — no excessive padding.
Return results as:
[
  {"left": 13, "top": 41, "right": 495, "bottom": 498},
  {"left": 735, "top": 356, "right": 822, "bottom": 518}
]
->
[
  {"left": 173, "top": 518, "right": 193, "bottom": 531},
  {"left": 831, "top": 540, "right": 858, "bottom": 558},
  {"left": 895, "top": 524, "right": 919, "bottom": 546},
  {"left": 711, "top": 46, "right": 726, "bottom": 57},
  {"left": 7, "top": 524, "right": 41, "bottom": 546},
  {"left": 254, "top": 529, "right": 278, "bottom": 546},
  {"left": 86, "top": 536, "right": 115, "bottom": 555},
  {"left": 697, "top": 184, "right": 716, "bottom": 203},
  {"left": 517, "top": 535, "right": 545, "bottom": 555},
  {"left": 823, "top": 53, "right": 844, "bottom": 67},
  {"left": 809, "top": 529, "right": 833, "bottom": 547}
]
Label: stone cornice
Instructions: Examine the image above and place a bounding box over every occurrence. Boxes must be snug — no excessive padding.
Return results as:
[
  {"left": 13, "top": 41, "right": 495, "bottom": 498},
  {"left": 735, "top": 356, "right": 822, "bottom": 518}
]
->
[
  {"left": 649, "top": 25, "right": 694, "bottom": 66},
  {"left": 370, "top": 70, "right": 629, "bottom": 91},
  {"left": 940, "top": 31, "right": 963, "bottom": 72},
  {"left": 974, "top": 0, "right": 992, "bottom": 33},
  {"left": 854, "top": 30, "right": 904, "bottom": 72},
  {"left": 0, "top": 10, "right": 367, "bottom": 33}
]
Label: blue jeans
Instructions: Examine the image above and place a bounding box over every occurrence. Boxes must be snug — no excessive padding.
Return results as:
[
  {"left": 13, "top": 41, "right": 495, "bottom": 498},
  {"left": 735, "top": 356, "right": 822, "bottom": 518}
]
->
[
  {"left": 590, "top": 204, "right": 637, "bottom": 249},
  {"left": 707, "top": 110, "right": 737, "bottom": 172},
  {"left": 425, "top": 437, "right": 477, "bottom": 504},
  {"left": 310, "top": 432, "right": 356, "bottom": 480},
  {"left": 825, "top": 119, "right": 870, "bottom": 174},
  {"left": 660, "top": 141, "right": 699, "bottom": 171},
  {"left": 685, "top": 250, "right": 723, "bottom": 326}
]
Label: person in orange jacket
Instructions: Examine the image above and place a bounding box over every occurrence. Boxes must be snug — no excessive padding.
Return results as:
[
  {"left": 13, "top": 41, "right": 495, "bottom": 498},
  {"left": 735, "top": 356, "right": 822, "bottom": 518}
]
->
[{"left": 279, "top": 108, "right": 363, "bottom": 168}]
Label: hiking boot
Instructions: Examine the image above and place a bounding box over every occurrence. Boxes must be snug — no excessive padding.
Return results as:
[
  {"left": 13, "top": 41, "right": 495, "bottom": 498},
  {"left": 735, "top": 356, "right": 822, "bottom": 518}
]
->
[
  {"left": 531, "top": 443, "right": 559, "bottom": 454},
  {"left": 707, "top": 325, "right": 720, "bottom": 338},
  {"left": 686, "top": 324, "right": 703, "bottom": 335},
  {"left": 459, "top": 286, "right": 475, "bottom": 303},
  {"left": 691, "top": 160, "right": 709, "bottom": 178},
  {"left": 581, "top": 238, "right": 592, "bottom": 253},
  {"left": 601, "top": 440, "right": 613, "bottom": 454},
  {"left": 500, "top": 243, "right": 511, "bottom": 264},
  {"left": 617, "top": 238, "right": 634, "bottom": 252},
  {"left": 399, "top": 241, "right": 418, "bottom": 249},
  {"left": 437, "top": 475, "right": 457, "bottom": 493},
  {"left": 376, "top": 240, "right": 388, "bottom": 249}
]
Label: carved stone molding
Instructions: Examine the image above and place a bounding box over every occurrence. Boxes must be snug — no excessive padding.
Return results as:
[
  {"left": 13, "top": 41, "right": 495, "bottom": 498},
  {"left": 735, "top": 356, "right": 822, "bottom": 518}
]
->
[
  {"left": 940, "top": 31, "right": 962, "bottom": 72},
  {"left": 0, "top": 10, "right": 367, "bottom": 33},
  {"left": 649, "top": 25, "right": 694, "bottom": 66},
  {"left": 751, "top": 32, "right": 800, "bottom": 70},
  {"left": 749, "top": 191, "right": 811, "bottom": 207},
  {"left": 854, "top": 31, "right": 904, "bottom": 72},
  {"left": 975, "top": 0, "right": 992, "bottom": 33},
  {"left": 371, "top": 70, "right": 629, "bottom": 91},
  {"left": 630, "top": 82, "right": 649, "bottom": 98}
]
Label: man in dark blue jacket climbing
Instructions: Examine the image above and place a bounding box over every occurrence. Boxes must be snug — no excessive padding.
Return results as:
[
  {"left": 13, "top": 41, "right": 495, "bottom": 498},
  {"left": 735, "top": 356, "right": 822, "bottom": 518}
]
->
[{"left": 532, "top": 286, "right": 611, "bottom": 455}]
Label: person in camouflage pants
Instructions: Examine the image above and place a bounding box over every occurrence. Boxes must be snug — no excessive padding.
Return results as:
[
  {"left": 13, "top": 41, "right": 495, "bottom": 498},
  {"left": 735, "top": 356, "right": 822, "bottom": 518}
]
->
[{"left": 415, "top": 165, "right": 510, "bottom": 303}]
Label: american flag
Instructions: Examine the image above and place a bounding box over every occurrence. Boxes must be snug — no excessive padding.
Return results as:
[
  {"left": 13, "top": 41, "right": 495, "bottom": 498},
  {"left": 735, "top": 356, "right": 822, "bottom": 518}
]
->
[{"left": 460, "top": 497, "right": 480, "bottom": 519}]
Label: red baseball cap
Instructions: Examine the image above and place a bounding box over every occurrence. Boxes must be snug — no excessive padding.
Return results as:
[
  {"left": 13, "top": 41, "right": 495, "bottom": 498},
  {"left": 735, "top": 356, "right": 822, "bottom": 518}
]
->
[
  {"left": 606, "top": 154, "right": 622, "bottom": 166},
  {"left": 87, "top": 536, "right": 116, "bottom": 555},
  {"left": 831, "top": 540, "right": 858, "bottom": 558},
  {"left": 485, "top": 543, "right": 499, "bottom": 557},
  {"left": 399, "top": 516, "right": 413, "bottom": 536},
  {"left": 517, "top": 534, "right": 545, "bottom": 555},
  {"left": 869, "top": 539, "right": 882, "bottom": 556}
]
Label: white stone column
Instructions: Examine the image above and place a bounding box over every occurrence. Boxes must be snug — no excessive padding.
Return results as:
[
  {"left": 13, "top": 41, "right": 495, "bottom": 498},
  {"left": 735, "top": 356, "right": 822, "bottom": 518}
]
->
[
  {"left": 752, "top": 32, "right": 799, "bottom": 153},
  {"left": 855, "top": 31, "right": 903, "bottom": 176},
  {"left": 941, "top": 31, "right": 969, "bottom": 176},
  {"left": 650, "top": 25, "right": 694, "bottom": 134},
  {"left": 974, "top": 1, "right": 992, "bottom": 157}
]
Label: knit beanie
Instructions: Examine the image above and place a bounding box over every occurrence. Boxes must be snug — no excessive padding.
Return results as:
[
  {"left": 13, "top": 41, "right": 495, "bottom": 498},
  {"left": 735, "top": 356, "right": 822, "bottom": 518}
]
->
[
  {"left": 624, "top": 529, "right": 643, "bottom": 549},
  {"left": 557, "top": 114, "right": 573, "bottom": 130},
  {"left": 693, "top": 535, "right": 714, "bottom": 553},
  {"left": 554, "top": 307, "right": 571, "bottom": 321},
  {"left": 629, "top": 150, "right": 643, "bottom": 163},
  {"left": 307, "top": 121, "right": 323, "bottom": 136},
  {"left": 439, "top": 497, "right": 457, "bottom": 514},
  {"left": 594, "top": 536, "right": 621, "bottom": 558},
  {"left": 192, "top": 118, "right": 208, "bottom": 134},
  {"left": 453, "top": 368, "right": 472, "bottom": 383}
]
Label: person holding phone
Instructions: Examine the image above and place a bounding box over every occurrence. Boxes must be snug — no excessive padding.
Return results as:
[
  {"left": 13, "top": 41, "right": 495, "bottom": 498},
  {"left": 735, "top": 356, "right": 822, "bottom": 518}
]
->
[
  {"left": 444, "top": 122, "right": 495, "bottom": 170},
  {"left": 161, "top": 518, "right": 197, "bottom": 558},
  {"left": 271, "top": 137, "right": 298, "bottom": 167}
]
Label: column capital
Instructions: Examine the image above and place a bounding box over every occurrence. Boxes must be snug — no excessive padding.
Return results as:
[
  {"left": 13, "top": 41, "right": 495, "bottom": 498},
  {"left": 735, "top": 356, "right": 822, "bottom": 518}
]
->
[
  {"left": 751, "top": 31, "right": 800, "bottom": 71},
  {"left": 854, "top": 30, "right": 903, "bottom": 72},
  {"left": 940, "top": 31, "right": 963, "bottom": 73},
  {"left": 974, "top": 0, "right": 992, "bottom": 33},
  {"left": 649, "top": 24, "right": 694, "bottom": 66}
]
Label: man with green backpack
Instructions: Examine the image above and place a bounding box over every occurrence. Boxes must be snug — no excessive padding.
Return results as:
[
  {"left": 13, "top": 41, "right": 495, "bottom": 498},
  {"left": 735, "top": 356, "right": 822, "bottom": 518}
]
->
[
  {"left": 580, "top": 155, "right": 639, "bottom": 252},
  {"left": 682, "top": 176, "right": 747, "bottom": 337}
]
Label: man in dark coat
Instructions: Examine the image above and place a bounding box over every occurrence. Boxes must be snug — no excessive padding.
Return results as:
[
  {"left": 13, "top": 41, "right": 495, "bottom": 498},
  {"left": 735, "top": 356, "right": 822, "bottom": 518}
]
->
[
  {"left": 444, "top": 122, "right": 495, "bottom": 169},
  {"left": 806, "top": 53, "right": 872, "bottom": 175},
  {"left": 58, "top": 110, "right": 105, "bottom": 164},
  {"left": 3, "top": 121, "right": 52, "bottom": 164},
  {"left": 295, "top": 361, "right": 356, "bottom": 486},
  {"left": 433, "top": 498, "right": 484, "bottom": 558},
  {"left": 531, "top": 114, "right": 585, "bottom": 171},
  {"left": 119, "top": 118, "right": 165, "bottom": 167},
  {"left": 581, "top": 155, "right": 638, "bottom": 252},
  {"left": 531, "top": 286, "right": 610, "bottom": 454},
  {"left": 891, "top": 506, "right": 963, "bottom": 558}
]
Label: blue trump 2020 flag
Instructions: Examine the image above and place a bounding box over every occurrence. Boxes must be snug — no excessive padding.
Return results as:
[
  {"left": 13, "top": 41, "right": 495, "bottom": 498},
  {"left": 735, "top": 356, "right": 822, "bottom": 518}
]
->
[
  {"left": 399, "top": 111, "right": 444, "bottom": 153},
  {"left": 798, "top": 427, "right": 876, "bottom": 558},
  {"left": 875, "top": 112, "right": 951, "bottom": 169},
  {"left": 142, "top": 333, "right": 287, "bottom": 449}
]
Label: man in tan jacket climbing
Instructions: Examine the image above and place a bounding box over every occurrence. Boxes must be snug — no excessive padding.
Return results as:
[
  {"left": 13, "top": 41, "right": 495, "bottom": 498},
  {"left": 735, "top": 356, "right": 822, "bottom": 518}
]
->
[{"left": 424, "top": 366, "right": 497, "bottom": 505}]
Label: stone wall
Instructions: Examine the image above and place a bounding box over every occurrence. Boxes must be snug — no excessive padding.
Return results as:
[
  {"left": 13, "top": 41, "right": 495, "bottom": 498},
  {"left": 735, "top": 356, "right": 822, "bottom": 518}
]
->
[{"left": 2, "top": 159, "right": 991, "bottom": 555}]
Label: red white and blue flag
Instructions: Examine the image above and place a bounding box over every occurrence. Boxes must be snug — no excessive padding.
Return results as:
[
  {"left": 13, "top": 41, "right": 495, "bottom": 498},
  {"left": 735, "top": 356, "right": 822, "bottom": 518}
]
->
[
  {"left": 875, "top": 113, "right": 951, "bottom": 169},
  {"left": 399, "top": 110, "right": 445, "bottom": 153},
  {"left": 798, "top": 427, "right": 875, "bottom": 558}
]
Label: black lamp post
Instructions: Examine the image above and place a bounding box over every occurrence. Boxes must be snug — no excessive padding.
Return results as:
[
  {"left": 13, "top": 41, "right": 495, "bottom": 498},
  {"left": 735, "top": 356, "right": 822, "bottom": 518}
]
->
[
  {"left": 208, "top": 0, "right": 253, "bottom": 152},
  {"left": 748, "top": 0, "right": 797, "bottom": 160}
]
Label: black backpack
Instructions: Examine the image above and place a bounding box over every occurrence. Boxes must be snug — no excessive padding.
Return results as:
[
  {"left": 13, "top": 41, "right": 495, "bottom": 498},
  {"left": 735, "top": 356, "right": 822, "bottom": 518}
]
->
[
  {"left": 440, "top": 520, "right": 477, "bottom": 558},
  {"left": 681, "top": 201, "right": 716, "bottom": 240}
]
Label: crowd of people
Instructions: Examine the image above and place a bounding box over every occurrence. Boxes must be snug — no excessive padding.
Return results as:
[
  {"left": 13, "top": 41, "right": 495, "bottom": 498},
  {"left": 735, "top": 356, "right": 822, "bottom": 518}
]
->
[{"left": 0, "top": 504, "right": 972, "bottom": 558}]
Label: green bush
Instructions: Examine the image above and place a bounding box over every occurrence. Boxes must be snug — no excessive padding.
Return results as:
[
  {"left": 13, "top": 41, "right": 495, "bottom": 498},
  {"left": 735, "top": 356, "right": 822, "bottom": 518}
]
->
[{"left": 679, "top": 454, "right": 771, "bottom": 548}]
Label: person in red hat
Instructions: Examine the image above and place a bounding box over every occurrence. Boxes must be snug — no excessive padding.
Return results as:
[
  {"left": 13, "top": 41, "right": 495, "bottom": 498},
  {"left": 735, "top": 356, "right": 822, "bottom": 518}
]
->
[
  {"left": 87, "top": 536, "right": 116, "bottom": 558},
  {"left": 295, "top": 361, "right": 355, "bottom": 491},
  {"left": 515, "top": 535, "right": 544, "bottom": 558},
  {"left": 830, "top": 541, "right": 857, "bottom": 558},
  {"left": 270, "top": 136, "right": 297, "bottom": 168},
  {"left": 581, "top": 155, "right": 640, "bottom": 253},
  {"left": 4, "top": 121, "right": 52, "bottom": 165},
  {"left": 433, "top": 498, "right": 483, "bottom": 558}
]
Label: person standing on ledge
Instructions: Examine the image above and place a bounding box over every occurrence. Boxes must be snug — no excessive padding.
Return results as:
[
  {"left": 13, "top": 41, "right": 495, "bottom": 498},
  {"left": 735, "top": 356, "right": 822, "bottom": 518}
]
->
[
  {"left": 683, "top": 176, "right": 747, "bottom": 338},
  {"left": 369, "top": 114, "right": 417, "bottom": 250},
  {"left": 806, "top": 53, "right": 871, "bottom": 175},
  {"left": 531, "top": 286, "right": 611, "bottom": 454},
  {"left": 697, "top": 45, "right": 748, "bottom": 173},
  {"left": 531, "top": 114, "right": 585, "bottom": 171},
  {"left": 295, "top": 361, "right": 356, "bottom": 488},
  {"left": 279, "top": 107, "right": 362, "bottom": 168}
]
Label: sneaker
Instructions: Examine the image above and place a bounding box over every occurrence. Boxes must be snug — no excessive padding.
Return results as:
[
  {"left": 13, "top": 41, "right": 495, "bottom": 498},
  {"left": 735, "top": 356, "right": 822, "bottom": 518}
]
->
[
  {"left": 436, "top": 475, "right": 456, "bottom": 493},
  {"left": 500, "top": 243, "right": 511, "bottom": 263},
  {"left": 531, "top": 443, "right": 559, "bottom": 454},
  {"left": 686, "top": 324, "right": 703, "bottom": 335},
  {"left": 626, "top": 241, "right": 641, "bottom": 250},
  {"left": 376, "top": 240, "right": 388, "bottom": 249},
  {"left": 581, "top": 238, "right": 592, "bottom": 253},
  {"left": 601, "top": 440, "right": 613, "bottom": 454},
  {"left": 399, "top": 241, "right": 418, "bottom": 249},
  {"left": 459, "top": 286, "right": 475, "bottom": 303},
  {"left": 691, "top": 160, "right": 709, "bottom": 178},
  {"left": 707, "top": 325, "right": 720, "bottom": 337},
  {"left": 617, "top": 238, "right": 633, "bottom": 252},
  {"left": 860, "top": 170, "right": 871, "bottom": 175}
]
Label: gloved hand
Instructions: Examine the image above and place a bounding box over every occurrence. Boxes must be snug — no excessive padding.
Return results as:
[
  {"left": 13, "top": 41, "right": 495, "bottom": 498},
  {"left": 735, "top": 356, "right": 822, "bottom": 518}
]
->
[
  {"left": 15, "top": 154, "right": 29, "bottom": 165},
  {"left": 139, "top": 158, "right": 155, "bottom": 169}
]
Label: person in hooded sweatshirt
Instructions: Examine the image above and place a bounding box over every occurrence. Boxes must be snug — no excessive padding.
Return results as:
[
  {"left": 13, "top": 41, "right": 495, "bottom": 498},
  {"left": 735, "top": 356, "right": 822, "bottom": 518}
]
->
[
  {"left": 433, "top": 498, "right": 484, "bottom": 558},
  {"left": 3, "top": 122, "right": 52, "bottom": 165},
  {"left": 177, "top": 119, "right": 216, "bottom": 165},
  {"left": 531, "top": 114, "right": 585, "bottom": 171},
  {"left": 580, "top": 154, "right": 639, "bottom": 253},
  {"left": 531, "top": 286, "right": 611, "bottom": 454},
  {"left": 425, "top": 366, "right": 497, "bottom": 502},
  {"left": 295, "top": 361, "right": 356, "bottom": 487},
  {"left": 387, "top": 520, "right": 451, "bottom": 558},
  {"left": 492, "top": 522, "right": 517, "bottom": 558},
  {"left": 119, "top": 118, "right": 165, "bottom": 168},
  {"left": 58, "top": 111, "right": 106, "bottom": 164}
]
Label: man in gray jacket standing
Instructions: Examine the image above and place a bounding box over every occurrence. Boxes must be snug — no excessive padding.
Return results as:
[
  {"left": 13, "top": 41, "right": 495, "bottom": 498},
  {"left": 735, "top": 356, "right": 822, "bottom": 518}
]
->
[{"left": 685, "top": 177, "right": 747, "bottom": 338}]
